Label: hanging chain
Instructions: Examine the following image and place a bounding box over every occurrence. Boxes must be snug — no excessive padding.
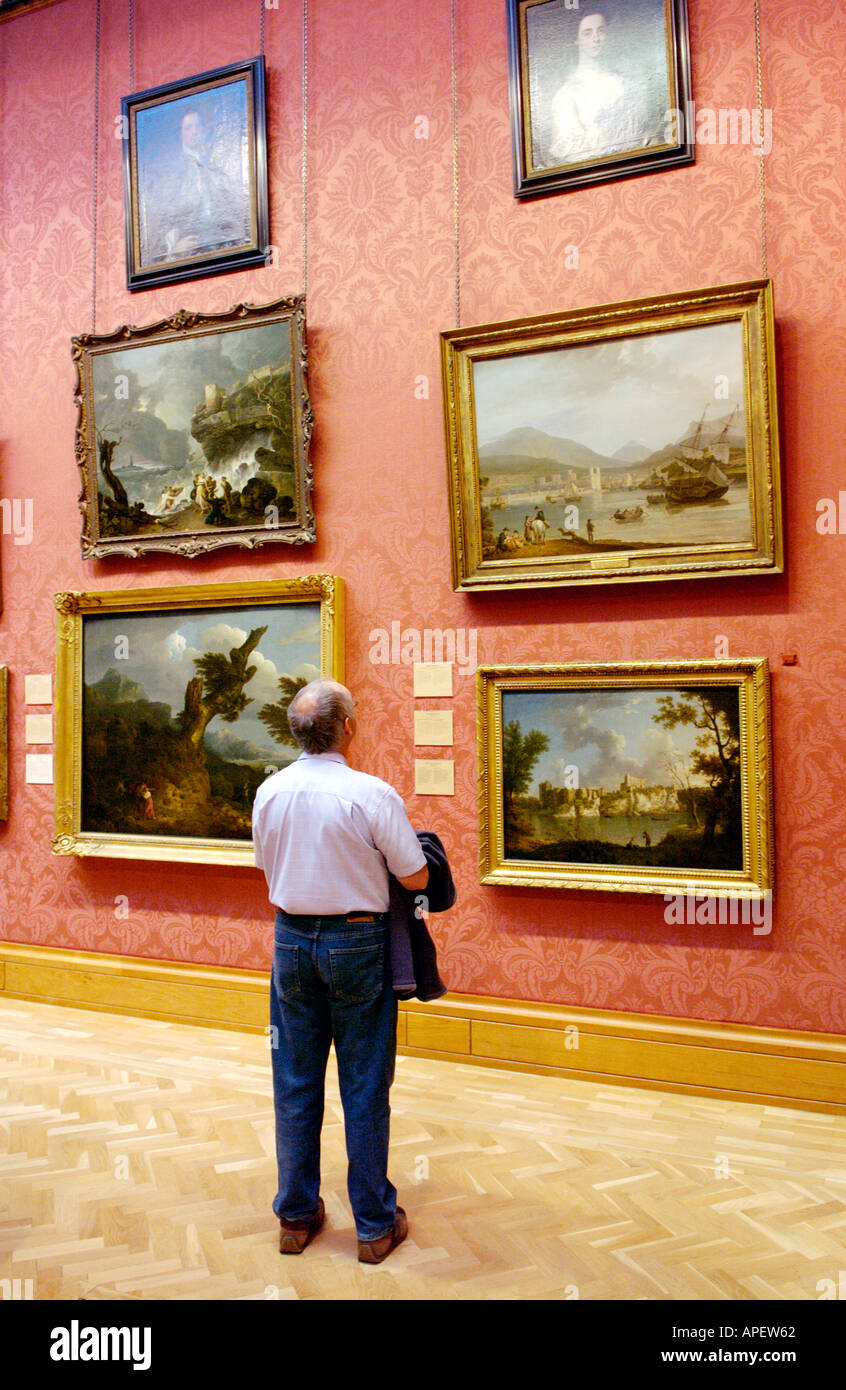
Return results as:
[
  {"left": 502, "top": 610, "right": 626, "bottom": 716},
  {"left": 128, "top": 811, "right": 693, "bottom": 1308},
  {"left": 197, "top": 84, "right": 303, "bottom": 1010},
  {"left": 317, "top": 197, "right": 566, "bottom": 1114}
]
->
[
  {"left": 91, "top": 0, "right": 102, "bottom": 334},
  {"left": 259, "top": 0, "right": 265, "bottom": 56},
  {"left": 128, "top": 0, "right": 134, "bottom": 90},
  {"left": 302, "top": 0, "right": 308, "bottom": 300},
  {"left": 451, "top": 0, "right": 460, "bottom": 328},
  {"left": 753, "top": 0, "right": 767, "bottom": 279}
]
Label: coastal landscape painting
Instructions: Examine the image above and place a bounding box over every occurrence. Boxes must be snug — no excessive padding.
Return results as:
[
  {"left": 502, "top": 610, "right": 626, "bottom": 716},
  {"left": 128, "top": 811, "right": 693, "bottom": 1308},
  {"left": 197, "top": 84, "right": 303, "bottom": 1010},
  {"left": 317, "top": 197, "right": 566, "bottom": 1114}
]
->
[
  {"left": 478, "top": 661, "right": 774, "bottom": 898},
  {"left": 442, "top": 282, "right": 782, "bottom": 590},
  {"left": 73, "top": 297, "right": 313, "bottom": 559},
  {"left": 53, "top": 577, "right": 343, "bottom": 865},
  {"left": 475, "top": 319, "right": 749, "bottom": 560}
]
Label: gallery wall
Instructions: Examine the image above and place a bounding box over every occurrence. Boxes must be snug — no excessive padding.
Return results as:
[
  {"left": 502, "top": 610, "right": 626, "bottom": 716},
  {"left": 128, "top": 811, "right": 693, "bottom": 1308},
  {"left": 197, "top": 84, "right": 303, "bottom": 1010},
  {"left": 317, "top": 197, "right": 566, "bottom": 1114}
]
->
[{"left": 0, "top": 0, "right": 844, "bottom": 1035}]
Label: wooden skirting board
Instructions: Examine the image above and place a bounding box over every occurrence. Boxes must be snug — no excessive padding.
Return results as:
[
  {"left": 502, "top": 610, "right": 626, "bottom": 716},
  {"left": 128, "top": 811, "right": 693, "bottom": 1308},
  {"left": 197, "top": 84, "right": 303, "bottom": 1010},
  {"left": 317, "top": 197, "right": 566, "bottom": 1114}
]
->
[{"left": 1, "top": 940, "right": 844, "bottom": 1112}]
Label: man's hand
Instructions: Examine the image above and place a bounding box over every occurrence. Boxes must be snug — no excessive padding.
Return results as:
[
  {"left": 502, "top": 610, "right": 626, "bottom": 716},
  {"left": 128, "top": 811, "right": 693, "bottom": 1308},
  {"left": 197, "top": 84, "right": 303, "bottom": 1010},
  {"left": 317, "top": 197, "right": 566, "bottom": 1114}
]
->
[{"left": 398, "top": 864, "right": 428, "bottom": 893}]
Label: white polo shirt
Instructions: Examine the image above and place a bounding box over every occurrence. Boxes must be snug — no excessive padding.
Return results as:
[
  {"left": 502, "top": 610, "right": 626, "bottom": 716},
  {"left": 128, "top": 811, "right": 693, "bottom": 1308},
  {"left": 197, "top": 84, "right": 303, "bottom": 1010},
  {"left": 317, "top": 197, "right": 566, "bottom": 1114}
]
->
[{"left": 252, "top": 751, "right": 427, "bottom": 914}]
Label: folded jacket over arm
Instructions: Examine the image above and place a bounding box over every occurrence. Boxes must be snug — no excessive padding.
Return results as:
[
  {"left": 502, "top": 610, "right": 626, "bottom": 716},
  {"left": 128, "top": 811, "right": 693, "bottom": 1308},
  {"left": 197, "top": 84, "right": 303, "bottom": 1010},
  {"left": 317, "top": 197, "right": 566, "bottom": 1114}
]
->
[{"left": 387, "top": 830, "right": 455, "bottom": 1001}]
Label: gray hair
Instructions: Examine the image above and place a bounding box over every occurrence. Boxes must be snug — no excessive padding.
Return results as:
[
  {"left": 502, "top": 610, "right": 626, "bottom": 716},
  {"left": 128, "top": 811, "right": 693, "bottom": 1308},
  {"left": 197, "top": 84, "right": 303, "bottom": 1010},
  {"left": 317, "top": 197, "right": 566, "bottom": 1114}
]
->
[{"left": 287, "top": 679, "right": 354, "bottom": 754}]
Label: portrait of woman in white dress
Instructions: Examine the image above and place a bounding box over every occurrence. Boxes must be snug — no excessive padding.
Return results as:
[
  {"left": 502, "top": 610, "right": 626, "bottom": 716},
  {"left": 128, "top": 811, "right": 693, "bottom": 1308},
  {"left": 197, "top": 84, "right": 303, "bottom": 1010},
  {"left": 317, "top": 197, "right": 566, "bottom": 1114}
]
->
[
  {"left": 508, "top": 0, "right": 692, "bottom": 195},
  {"left": 548, "top": 11, "right": 657, "bottom": 164}
]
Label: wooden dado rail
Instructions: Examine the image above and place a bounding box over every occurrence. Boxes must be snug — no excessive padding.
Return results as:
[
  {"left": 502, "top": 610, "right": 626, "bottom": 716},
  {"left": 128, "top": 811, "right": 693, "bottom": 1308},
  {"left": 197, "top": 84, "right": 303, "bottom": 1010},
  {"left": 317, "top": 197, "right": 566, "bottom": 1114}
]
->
[{"left": 1, "top": 941, "right": 844, "bottom": 1113}]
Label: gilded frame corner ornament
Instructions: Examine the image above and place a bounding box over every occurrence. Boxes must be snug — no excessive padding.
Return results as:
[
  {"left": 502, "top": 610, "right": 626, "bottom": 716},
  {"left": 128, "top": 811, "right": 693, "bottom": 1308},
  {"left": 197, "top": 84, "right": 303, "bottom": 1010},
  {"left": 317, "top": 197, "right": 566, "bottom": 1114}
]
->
[
  {"left": 442, "top": 280, "right": 782, "bottom": 593},
  {"left": 53, "top": 576, "right": 344, "bottom": 867},
  {"left": 73, "top": 295, "right": 314, "bottom": 561},
  {"left": 477, "top": 658, "right": 774, "bottom": 899}
]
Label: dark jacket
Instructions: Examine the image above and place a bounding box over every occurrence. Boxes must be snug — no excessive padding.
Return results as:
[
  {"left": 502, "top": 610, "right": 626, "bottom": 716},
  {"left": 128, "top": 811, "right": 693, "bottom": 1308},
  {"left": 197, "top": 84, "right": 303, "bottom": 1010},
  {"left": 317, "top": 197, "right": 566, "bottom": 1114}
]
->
[{"left": 387, "top": 831, "right": 455, "bottom": 1001}]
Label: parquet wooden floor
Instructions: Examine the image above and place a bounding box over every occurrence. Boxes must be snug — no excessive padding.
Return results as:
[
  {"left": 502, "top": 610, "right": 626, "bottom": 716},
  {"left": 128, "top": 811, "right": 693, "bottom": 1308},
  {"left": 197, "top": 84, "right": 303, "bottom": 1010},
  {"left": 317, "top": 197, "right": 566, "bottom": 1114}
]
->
[{"left": 1, "top": 999, "right": 844, "bottom": 1301}]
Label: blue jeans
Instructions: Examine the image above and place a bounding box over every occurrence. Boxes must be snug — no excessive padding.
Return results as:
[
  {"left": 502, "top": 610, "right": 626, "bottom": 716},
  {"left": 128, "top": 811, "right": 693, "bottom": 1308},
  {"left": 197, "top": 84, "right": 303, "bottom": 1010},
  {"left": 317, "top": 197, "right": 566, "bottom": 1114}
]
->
[{"left": 270, "top": 909, "right": 399, "bottom": 1241}]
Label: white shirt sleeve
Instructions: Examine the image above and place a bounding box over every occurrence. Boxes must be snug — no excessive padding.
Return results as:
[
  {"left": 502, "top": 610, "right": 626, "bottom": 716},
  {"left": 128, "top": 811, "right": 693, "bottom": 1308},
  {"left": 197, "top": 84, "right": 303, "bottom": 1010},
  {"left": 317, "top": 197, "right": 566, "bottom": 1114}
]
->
[
  {"left": 369, "top": 786, "right": 427, "bottom": 879},
  {"left": 251, "top": 789, "right": 266, "bottom": 870}
]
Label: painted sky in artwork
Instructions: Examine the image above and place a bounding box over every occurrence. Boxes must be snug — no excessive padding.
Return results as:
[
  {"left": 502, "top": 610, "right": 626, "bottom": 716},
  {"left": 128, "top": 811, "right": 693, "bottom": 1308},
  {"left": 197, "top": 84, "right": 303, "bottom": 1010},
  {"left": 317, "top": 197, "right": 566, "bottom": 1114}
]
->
[
  {"left": 92, "top": 321, "right": 291, "bottom": 437},
  {"left": 502, "top": 686, "right": 733, "bottom": 794},
  {"left": 473, "top": 321, "right": 745, "bottom": 458},
  {"left": 83, "top": 602, "right": 321, "bottom": 757}
]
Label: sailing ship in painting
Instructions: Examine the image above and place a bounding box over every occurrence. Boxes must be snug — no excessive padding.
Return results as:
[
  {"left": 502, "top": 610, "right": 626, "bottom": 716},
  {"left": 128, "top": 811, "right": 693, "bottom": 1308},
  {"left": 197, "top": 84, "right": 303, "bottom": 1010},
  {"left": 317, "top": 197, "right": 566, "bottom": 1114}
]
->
[
  {"left": 648, "top": 406, "right": 737, "bottom": 505},
  {"left": 479, "top": 403, "right": 749, "bottom": 560}
]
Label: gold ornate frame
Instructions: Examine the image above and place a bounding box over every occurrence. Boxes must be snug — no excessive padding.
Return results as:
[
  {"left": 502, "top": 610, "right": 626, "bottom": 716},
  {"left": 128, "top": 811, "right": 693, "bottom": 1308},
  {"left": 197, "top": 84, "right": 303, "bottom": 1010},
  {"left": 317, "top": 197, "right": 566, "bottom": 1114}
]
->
[
  {"left": 0, "top": 665, "right": 8, "bottom": 821},
  {"left": 478, "top": 659, "right": 773, "bottom": 898},
  {"left": 73, "top": 295, "right": 313, "bottom": 560},
  {"left": 442, "top": 281, "right": 782, "bottom": 591},
  {"left": 53, "top": 576, "right": 344, "bottom": 866}
]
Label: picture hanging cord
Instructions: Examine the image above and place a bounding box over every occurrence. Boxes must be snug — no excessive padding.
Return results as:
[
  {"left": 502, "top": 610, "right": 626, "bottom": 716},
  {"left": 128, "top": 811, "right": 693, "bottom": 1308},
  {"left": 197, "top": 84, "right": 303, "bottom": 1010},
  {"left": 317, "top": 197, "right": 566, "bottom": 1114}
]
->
[
  {"left": 259, "top": 0, "right": 264, "bottom": 56},
  {"left": 754, "top": 0, "right": 767, "bottom": 278},
  {"left": 128, "top": 0, "right": 134, "bottom": 92},
  {"left": 91, "top": 0, "right": 102, "bottom": 334},
  {"left": 301, "top": 0, "right": 309, "bottom": 300},
  {"left": 450, "top": 0, "right": 461, "bottom": 329}
]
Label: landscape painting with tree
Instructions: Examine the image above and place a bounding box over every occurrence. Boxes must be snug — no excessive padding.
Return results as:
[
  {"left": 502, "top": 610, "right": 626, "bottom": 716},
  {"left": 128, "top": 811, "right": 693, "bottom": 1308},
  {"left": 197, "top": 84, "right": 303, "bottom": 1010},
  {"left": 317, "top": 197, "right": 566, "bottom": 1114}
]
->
[
  {"left": 73, "top": 297, "right": 313, "bottom": 559},
  {"left": 478, "top": 662, "right": 773, "bottom": 898},
  {"left": 53, "top": 577, "right": 343, "bottom": 866}
]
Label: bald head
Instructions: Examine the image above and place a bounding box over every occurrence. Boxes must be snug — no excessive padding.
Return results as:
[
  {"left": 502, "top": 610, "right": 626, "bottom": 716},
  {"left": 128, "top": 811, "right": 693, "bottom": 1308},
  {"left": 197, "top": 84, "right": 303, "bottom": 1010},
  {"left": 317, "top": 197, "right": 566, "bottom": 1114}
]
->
[{"left": 288, "top": 678, "right": 355, "bottom": 754}]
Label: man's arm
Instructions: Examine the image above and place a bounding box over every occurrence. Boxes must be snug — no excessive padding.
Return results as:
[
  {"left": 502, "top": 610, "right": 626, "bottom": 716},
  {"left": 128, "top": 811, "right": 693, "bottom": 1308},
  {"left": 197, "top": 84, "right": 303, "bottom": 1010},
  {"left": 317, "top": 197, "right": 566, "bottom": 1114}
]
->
[
  {"left": 369, "top": 787, "right": 428, "bottom": 893},
  {"left": 397, "top": 864, "right": 428, "bottom": 893}
]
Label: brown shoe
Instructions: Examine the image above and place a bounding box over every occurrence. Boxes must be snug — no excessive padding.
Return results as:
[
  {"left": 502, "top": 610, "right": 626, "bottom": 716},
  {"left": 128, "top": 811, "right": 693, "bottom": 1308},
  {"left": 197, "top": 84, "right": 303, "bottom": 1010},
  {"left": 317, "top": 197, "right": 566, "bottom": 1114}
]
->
[
  {"left": 358, "top": 1207, "right": 408, "bottom": 1264},
  {"left": 278, "top": 1197, "right": 325, "bottom": 1254}
]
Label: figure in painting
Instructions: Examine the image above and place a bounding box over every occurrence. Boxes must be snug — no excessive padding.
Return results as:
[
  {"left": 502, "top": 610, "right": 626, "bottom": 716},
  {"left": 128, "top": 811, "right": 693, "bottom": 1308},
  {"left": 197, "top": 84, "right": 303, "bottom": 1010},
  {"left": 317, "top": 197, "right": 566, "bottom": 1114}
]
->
[
  {"left": 142, "top": 106, "right": 250, "bottom": 265},
  {"left": 548, "top": 11, "right": 658, "bottom": 166}
]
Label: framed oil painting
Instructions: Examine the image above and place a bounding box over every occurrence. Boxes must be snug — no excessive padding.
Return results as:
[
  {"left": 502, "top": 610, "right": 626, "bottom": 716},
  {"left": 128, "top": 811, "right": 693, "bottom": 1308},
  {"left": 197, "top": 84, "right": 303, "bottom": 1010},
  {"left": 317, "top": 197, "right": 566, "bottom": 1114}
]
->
[
  {"left": 0, "top": 665, "right": 7, "bottom": 821},
  {"left": 73, "top": 295, "right": 313, "bottom": 560},
  {"left": 53, "top": 576, "right": 344, "bottom": 866},
  {"left": 122, "top": 56, "right": 268, "bottom": 291},
  {"left": 478, "top": 659, "right": 774, "bottom": 898},
  {"left": 442, "top": 280, "right": 782, "bottom": 591},
  {"left": 506, "top": 0, "right": 693, "bottom": 197}
]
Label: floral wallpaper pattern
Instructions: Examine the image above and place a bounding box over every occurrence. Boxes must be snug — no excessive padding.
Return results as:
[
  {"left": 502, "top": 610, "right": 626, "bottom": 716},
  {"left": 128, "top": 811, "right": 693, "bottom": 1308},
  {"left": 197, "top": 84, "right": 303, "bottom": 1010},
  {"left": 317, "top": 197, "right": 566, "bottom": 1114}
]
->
[{"left": 0, "top": 0, "right": 844, "bottom": 1034}]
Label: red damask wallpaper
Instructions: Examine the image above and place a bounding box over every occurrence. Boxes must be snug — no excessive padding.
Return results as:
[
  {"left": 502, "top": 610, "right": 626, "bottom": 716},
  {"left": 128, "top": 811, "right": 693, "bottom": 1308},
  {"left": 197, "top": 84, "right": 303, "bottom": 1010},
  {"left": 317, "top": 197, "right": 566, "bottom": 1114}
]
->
[{"left": 0, "top": 0, "right": 844, "bottom": 1034}]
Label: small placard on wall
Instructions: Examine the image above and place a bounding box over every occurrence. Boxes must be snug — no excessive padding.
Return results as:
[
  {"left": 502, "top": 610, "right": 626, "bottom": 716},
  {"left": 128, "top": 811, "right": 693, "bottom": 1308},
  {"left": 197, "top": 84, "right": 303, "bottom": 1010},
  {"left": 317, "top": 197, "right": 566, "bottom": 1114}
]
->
[
  {"left": 414, "top": 759, "right": 455, "bottom": 795},
  {"left": 413, "top": 662, "right": 453, "bottom": 697},
  {"left": 25, "top": 674, "right": 52, "bottom": 705},
  {"left": 26, "top": 753, "right": 54, "bottom": 784},
  {"left": 25, "top": 713, "right": 53, "bottom": 744},
  {"left": 413, "top": 711, "right": 453, "bottom": 747}
]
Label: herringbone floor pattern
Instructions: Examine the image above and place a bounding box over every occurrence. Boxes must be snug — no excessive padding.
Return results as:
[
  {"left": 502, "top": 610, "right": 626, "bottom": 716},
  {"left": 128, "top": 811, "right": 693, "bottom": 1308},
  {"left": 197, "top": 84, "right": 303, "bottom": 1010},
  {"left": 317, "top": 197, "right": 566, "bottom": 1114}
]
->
[{"left": 0, "top": 999, "right": 844, "bottom": 1300}]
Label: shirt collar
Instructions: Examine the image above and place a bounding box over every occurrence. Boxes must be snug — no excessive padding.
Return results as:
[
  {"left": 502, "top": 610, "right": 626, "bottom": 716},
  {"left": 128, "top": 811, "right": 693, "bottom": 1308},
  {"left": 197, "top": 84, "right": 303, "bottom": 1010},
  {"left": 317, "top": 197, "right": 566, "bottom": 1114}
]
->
[{"left": 297, "top": 751, "right": 348, "bottom": 765}]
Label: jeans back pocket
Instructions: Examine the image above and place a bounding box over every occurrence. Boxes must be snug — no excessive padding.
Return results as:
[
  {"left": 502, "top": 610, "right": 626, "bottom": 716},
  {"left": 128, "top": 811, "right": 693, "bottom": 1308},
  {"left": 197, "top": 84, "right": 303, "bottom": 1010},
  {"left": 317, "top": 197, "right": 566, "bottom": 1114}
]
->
[{"left": 328, "top": 941, "right": 384, "bottom": 1005}]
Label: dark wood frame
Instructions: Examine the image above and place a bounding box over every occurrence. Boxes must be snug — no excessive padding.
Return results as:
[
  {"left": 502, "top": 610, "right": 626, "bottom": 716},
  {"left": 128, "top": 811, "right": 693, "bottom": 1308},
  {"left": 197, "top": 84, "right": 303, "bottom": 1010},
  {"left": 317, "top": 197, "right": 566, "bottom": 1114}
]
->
[
  {"left": 506, "top": 0, "right": 693, "bottom": 198},
  {"left": 73, "top": 295, "right": 314, "bottom": 560},
  {"left": 122, "top": 56, "right": 269, "bottom": 291}
]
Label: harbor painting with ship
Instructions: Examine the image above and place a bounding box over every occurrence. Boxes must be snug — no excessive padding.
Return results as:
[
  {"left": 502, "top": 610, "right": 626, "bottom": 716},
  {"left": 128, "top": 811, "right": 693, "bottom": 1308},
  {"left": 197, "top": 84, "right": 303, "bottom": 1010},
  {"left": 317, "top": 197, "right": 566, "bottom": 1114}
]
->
[{"left": 473, "top": 320, "right": 752, "bottom": 561}]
